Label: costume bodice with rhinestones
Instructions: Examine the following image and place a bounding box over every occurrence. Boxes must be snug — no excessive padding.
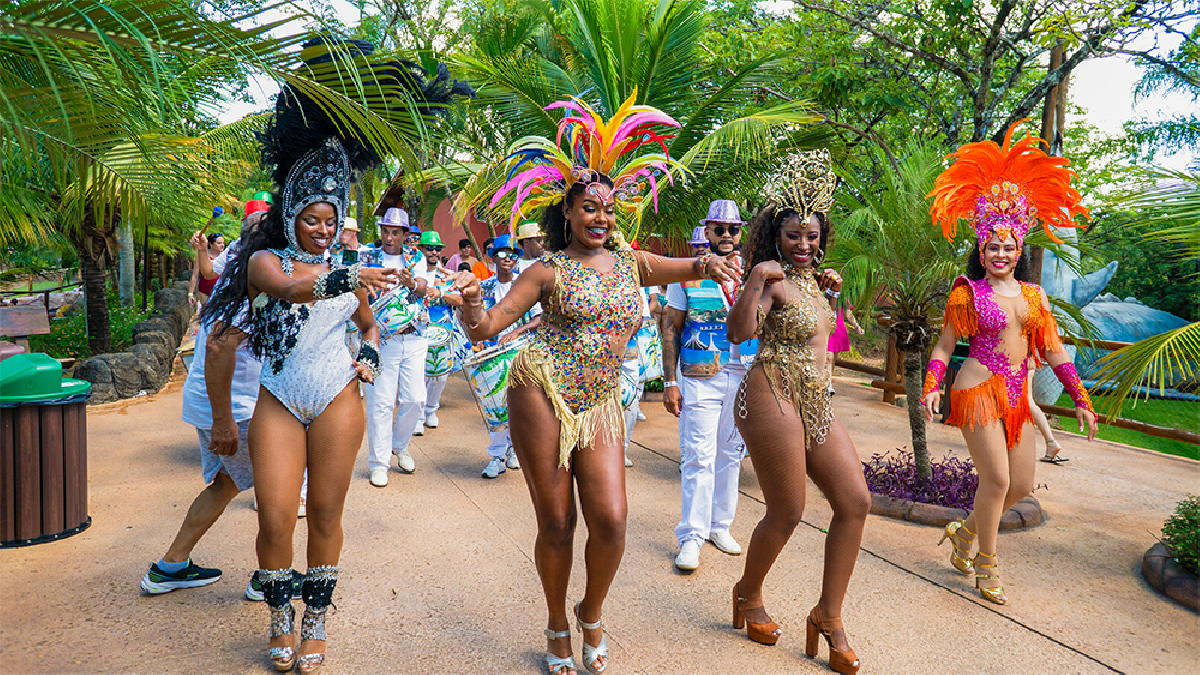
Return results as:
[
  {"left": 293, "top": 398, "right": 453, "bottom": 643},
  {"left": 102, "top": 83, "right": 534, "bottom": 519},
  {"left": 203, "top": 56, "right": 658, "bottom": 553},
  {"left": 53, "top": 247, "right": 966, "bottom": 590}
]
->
[
  {"left": 522, "top": 248, "right": 642, "bottom": 413},
  {"left": 744, "top": 266, "right": 835, "bottom": 448}
]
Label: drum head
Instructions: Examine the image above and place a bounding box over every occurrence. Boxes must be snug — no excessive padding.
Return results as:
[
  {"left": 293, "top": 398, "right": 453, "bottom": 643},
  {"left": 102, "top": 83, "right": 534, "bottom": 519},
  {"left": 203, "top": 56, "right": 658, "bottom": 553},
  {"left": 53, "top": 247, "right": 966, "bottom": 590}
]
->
[{"left": 424, "top": 325, "right": 452, "bottom": 345}]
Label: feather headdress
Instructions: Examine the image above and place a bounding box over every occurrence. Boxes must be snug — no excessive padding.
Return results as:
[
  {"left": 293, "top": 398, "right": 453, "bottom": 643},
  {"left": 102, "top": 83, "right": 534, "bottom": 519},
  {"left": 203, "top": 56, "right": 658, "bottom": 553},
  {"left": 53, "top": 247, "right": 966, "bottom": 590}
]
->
[
  {"left": 928, "top": 121, "right": 1089, "bottom": 247},
  {"left": 483, "top": 90, "right": 687, "bottom": 229}
]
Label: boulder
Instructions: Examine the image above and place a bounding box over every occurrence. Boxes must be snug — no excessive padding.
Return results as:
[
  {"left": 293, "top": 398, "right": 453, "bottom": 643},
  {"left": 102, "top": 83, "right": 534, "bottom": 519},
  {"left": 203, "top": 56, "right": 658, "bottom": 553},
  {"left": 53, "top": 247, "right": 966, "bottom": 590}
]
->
[
  {"left": 73, "top": 357, "right": 116, "bottom": 403},
  {"left": 133, "top": 317, "right": 179, "bottom": 344},
  {"left": 132, "top": 330, "right": 173, "bottom": 350},
  {"left": 128, "top": 343, "right": 170, "bottom": 390}
]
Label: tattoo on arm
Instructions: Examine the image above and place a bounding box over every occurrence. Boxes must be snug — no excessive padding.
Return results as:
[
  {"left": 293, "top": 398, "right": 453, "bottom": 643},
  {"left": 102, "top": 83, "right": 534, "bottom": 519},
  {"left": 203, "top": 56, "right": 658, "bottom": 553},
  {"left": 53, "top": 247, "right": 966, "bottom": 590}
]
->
[{"left": 662, "top": 313, "right": 681, "bottom": 377}]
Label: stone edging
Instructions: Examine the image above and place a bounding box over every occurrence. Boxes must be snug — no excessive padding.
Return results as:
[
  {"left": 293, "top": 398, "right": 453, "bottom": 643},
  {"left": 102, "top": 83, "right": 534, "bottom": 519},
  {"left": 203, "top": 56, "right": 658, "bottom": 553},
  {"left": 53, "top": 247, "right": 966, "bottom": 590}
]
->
[
  {"left": 870, "top": 493, "right": 1043, "bottom": 530},
  {"left": 1141, "top": 542, "right": 1199, "bottom": 612}
]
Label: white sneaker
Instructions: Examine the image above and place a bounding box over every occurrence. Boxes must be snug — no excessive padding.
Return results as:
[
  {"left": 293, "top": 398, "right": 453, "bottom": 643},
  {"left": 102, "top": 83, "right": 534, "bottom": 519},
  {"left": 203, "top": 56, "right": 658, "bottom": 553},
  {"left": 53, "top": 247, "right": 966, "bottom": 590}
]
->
[
  {"left": 394, "top": 451, "right": 416, "bottom": 473},
  {"left": 425, "top": 412, "right": 439, "bottom": 428},
  {"left": 369, "top": 468, "right": 389, "bottom": 487},
  {"left": 709, "top": 530, "right": 742, "bottom": 555},
  {"left": 412, "top": 424, "right": 424, "bottom": 436},
  {"left": 482, "top": 456, "right": 506, "bottom": 479},
  {"left": 675, "top": 540, "right": 701, "bottom": 571},
  {"left": 624, "top": 456, "right": 633, "bottom": 467},
  {"left": 505, "top": 447, "right": 521, "bottom": 470},
  {"left": 636, "top": 406, "right": 646, "bottom": 421}
]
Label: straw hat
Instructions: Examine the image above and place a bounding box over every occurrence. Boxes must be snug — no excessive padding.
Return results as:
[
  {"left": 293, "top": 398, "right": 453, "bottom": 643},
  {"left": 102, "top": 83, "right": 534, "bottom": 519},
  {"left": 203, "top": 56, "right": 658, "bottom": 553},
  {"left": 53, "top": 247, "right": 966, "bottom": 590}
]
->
[
  {"left": 515, "top": 221, "right": 543, "bottom": 241},
  {"left": 342, "top": 217, "right": 360, "bottom": 232}
]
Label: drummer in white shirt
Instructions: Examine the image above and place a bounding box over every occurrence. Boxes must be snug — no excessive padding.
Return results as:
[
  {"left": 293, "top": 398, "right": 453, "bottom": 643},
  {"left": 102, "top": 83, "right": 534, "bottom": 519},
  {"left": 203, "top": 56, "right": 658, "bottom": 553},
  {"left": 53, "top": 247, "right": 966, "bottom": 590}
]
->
[
  {"left": 479, "top": 234, "right": 541, "bottom": 479},
  {"left": 365, "top": 207, "right": 431, "bottom": 487},
  {"left": 414, "top": 230, "right": 462, "bottom": 433}
]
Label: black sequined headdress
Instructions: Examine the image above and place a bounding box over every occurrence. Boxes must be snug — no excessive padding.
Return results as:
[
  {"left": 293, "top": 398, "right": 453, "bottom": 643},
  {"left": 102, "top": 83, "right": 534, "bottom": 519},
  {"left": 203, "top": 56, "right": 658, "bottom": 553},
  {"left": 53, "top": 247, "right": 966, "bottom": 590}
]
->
[{"left": 281, "top": 137, "right": 352, "bottom": 254}]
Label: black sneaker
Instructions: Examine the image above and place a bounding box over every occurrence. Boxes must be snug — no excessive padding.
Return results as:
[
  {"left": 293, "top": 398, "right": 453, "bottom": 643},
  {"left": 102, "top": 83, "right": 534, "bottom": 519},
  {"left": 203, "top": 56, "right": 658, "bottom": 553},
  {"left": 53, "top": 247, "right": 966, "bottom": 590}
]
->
[
  {"left": 245, "top": 569, "right": 305, "bottom": 601},
  {"left": 140, "top": 560, "right": 222, "bottom": 594}
]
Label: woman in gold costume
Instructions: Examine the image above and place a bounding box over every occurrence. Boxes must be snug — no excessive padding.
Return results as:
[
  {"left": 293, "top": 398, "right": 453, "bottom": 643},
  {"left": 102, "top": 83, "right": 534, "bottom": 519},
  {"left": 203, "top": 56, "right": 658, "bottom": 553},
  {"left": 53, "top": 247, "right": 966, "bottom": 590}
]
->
[
  {"left": 452, "top": 93, "right": 738, "bottom": 675},
  {"left": 725, "top": 152, "right": 869, "bottom": 674}
]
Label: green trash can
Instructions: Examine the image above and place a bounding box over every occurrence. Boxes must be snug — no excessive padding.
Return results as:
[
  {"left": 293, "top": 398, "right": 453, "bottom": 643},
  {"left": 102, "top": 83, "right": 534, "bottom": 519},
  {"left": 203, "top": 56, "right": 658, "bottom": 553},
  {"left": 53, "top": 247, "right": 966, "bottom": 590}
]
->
[{"left": 0, "top": 353, "right": 92, "bottom": 547}]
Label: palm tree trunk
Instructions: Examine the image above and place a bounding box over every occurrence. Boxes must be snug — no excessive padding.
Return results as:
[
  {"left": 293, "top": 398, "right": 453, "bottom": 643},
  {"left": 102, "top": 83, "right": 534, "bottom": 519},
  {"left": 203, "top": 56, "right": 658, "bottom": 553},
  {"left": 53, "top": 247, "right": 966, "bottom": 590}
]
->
[
  {"left": 118, "top": 220, "right": 134, "bottom": 305},
  {"left": 902, "top": 348, "right": 931, "bottom": 481},
  {"left": 80, "top": 246, "right": 111, "bottom": 355}
]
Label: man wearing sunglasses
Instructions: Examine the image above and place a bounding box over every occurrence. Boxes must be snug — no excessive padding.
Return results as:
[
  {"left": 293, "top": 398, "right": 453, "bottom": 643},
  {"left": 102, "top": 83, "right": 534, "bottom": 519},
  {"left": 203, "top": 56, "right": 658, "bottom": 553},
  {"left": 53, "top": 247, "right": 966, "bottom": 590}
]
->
[
  {"left": 663, "top": 199, "right": 754, "bottom": 572},
  {"left": 515, "top": 220, "right": 545, "bottom": 273},
  {"left": 415, "top": 230, "right": 463, "bottom": 433},
  {"left": 477, "top": 234, "right": 542, "bottom": 479}
]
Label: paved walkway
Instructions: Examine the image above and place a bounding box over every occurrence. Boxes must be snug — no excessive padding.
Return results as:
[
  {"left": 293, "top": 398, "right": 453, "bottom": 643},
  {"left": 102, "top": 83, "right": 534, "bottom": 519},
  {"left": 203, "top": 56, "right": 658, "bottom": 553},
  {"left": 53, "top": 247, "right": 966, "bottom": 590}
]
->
[{"left": 1, "top": 369, "right": 1196, "bottom": 673}]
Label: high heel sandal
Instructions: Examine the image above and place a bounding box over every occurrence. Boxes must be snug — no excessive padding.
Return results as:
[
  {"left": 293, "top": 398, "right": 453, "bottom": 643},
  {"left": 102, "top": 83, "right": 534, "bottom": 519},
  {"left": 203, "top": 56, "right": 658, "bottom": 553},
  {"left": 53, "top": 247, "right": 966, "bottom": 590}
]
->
[
  {"left": 574, "top": 601, "right": 609, "bottom": 674},
  {"left": 297, "top": 565, "right": 338, "bottom": 673},
  {"left": 732, "top": 581, "right": 782, "bottom": 645},
  {"left": 805, "top": 605, "right": 860, "bottom": 674},
  {"left": 261, "top": 568, "right": 297, "bottom": 672},
  {"left": 544, "top": 628, "right": 577, "bottom": 674},
  {"left": 974, "top": 552, "right": 1007, "bottom": 605},
  {"left": 938, "top": 520, "right": 976, "bottom": 575}
]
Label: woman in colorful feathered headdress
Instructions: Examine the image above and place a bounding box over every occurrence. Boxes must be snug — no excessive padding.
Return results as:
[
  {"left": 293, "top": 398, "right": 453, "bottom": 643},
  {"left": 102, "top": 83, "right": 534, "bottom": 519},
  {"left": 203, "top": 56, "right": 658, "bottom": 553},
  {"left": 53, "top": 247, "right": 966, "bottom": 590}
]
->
[
  {"left": 921, "top": 122, "right": 1098, "bottom": 607},
  {"left": 451, "top": 91, "right": 740, "bottom": 675}
]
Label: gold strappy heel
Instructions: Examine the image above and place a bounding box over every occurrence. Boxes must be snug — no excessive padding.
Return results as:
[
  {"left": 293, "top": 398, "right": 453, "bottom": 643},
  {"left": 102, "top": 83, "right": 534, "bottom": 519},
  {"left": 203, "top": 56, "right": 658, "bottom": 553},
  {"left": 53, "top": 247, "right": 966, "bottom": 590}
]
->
[
  {"left": 938, "top": 520, "right": 976, "bottom": 575},
  {"left": 974, "top": 552, "right": 1007, "bottom": 605}
]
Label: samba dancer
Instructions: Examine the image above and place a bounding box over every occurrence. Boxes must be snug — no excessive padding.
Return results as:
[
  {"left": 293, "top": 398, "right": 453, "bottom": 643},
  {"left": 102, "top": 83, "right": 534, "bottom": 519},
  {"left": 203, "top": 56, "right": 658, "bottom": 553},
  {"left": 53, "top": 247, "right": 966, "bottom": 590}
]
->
[
  {"left": 923, "top": 124, "right": 1097, "bottom": 605},
  {"left": 478, "top": 234, "right": 541, "bottom": 479},
  {"left": 662, "top": 199, "right": 753, "bottom": 572},
  {"left": 364, "top": 207, "right": 430, "bottom": 485},
  {"left": 726, "top": 152, "right": 869, "bottom": 674},
  {"left": 451, "top": 93, "right": 738, "bottom": 675}
]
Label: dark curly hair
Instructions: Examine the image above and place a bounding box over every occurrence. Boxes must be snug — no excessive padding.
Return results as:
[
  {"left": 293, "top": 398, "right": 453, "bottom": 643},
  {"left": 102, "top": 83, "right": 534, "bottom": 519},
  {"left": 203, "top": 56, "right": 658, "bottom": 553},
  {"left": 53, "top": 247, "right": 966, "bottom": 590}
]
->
[
  {"left": 539, "top": 175, "right": 617, "bottom": 252},
  {"left": 966, "top": 241, "right": 1030, "bottom": 281},
  {"left": 742, "top": 205, "right": 833, "bottom": 281}
]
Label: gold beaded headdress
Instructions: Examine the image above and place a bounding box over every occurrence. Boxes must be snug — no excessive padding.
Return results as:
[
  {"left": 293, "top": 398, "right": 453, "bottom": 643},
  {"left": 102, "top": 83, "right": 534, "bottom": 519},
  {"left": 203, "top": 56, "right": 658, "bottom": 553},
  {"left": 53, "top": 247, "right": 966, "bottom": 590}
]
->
[{"left": 763, "top": 149, "right": 836, "bottom": 219}]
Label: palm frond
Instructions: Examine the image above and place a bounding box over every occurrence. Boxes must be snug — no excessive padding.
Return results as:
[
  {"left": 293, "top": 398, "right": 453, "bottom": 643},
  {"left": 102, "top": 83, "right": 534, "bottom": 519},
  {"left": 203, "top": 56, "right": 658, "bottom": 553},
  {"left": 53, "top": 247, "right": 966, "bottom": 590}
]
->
[{"left": 1089, "top": 321, "right": 1200, "bottom": 418}]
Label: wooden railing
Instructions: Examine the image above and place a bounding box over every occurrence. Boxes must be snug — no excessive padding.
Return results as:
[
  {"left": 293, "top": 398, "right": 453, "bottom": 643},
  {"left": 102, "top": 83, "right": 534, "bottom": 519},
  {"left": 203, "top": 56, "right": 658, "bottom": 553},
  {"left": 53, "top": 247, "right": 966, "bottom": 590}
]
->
[{"left": 0, "top": 281, "right": 85, "bottom": 312}]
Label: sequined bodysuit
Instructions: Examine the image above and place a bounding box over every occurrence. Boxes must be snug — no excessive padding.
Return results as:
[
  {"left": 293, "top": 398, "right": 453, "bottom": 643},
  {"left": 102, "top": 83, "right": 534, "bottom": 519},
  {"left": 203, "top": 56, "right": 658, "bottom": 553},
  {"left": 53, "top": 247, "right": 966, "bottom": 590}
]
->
[
  {"left": 509, "top": 249, "right": 643, "bottom": 467},
  {"left": 255, "top": 255, "right": 359, "bottom": 425},
  {"left": 743, "top": 266, "right": 835, "bottom": 449},
  {"left": 944, "top": 275, "right": 1063, "bottom": 449}
]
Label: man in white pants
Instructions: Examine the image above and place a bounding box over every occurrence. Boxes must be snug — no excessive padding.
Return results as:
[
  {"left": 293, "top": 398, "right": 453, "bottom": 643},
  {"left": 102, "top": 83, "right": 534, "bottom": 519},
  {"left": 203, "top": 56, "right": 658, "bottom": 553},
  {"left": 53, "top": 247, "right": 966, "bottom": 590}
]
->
[
  {"left": 415, "top": 230, "right": 461, "bottom": 431},
  {"left": 365, "top": 208, "right": 430, "bottom": 487},
  {"left": 479, "top": 235, "right": 541, "bottom": 479},
  {"left": 663, "top": 201, "right": 754, "bottom": 571}
]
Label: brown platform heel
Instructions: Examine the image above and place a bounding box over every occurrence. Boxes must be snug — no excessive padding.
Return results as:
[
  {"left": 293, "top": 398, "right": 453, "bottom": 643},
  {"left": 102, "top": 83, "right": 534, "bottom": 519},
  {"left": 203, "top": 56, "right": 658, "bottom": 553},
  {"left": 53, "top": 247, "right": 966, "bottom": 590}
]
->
[
  {"left": 732, "top": 581, "right": 782, "bottom": 645},
  {"left": 805, "top": 605, "right": 860, "bottom": 674}
]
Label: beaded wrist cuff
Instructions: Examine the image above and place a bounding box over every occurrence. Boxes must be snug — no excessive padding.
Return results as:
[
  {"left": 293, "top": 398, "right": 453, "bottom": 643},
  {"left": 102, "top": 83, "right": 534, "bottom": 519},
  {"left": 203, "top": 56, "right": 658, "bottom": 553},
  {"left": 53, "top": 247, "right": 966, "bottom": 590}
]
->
[
  {"left": 694, "top": 252, "right": 716, "bottom": 279},
  {"left": 357, "top": 341, "right": 381, "bottom": 380},
  {"left": 1053, "top": 362, "right": 1094, "bottom": 413},
  {"left": 313, "top": 263, "right": 362, "bottom": 299},
  {"left": 922, "top": 359, "right": 947, "bottom": 399}
]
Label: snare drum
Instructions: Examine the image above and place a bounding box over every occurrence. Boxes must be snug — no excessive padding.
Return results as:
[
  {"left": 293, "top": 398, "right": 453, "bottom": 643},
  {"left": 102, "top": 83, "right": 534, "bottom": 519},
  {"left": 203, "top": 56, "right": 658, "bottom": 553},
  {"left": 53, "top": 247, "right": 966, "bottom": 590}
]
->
[
  {"left": 620, "top": 357, "right": 640, "bottom": 409},
  {"left": 461, "top": 336, "right": 530, "bottom": 431},
  {"left": 423, "top": 325, "right": 455, "bottom": 377},
  {"left": 636, "top": 323, "right": 663, "bottom": 382},
  {"left": 372, "top": 287, "right": 420, "bottom": 343}
]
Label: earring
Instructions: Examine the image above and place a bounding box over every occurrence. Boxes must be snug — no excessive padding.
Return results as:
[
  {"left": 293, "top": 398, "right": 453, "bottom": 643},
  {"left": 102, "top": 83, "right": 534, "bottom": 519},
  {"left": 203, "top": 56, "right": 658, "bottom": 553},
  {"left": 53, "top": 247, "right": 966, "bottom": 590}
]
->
[
  {"left": 813, "top": 248, "right": 825, "bottom": 267},
  {"left": 564, "top": 223, "right": 573, "bottom": 245}
]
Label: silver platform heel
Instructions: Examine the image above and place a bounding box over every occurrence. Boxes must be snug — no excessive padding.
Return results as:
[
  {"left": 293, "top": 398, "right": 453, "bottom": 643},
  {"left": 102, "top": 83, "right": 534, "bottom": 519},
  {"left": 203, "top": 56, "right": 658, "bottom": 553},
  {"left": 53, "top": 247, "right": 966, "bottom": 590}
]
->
[
  {"left": 261, "top": 568, "right": 296, "bottom": 672},
  {"left": 298, "top": 565, "right": 338, "bottom": 673},
  {"left": 544, "top": 627, "right": 577, "bottom": 674},
  {"left": 574, "top": 601, "right": 609, "bottom": 673}
]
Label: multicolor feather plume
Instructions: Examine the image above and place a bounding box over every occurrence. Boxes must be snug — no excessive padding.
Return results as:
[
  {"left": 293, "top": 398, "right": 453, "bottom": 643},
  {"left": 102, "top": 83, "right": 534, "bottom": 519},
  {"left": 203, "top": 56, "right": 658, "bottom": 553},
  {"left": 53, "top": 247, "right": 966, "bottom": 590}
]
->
[{"left": 928, "top": 121, "right": 1090, "bottom": 247}]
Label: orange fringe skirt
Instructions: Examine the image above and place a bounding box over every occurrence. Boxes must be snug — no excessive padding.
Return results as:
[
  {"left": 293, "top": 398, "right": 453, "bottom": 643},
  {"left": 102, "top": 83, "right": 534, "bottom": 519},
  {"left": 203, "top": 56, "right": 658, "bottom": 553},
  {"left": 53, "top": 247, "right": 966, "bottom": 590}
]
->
[{"left": 945, "top": 374, "right": 1031, "bottom": 451}]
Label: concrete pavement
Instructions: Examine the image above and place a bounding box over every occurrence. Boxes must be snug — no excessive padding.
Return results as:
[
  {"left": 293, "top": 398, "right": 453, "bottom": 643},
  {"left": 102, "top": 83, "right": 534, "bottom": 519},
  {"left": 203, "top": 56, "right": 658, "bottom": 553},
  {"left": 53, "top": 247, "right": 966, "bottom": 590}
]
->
[{"left": 0, "top": 369, "right": 1195, "bottom": 673}]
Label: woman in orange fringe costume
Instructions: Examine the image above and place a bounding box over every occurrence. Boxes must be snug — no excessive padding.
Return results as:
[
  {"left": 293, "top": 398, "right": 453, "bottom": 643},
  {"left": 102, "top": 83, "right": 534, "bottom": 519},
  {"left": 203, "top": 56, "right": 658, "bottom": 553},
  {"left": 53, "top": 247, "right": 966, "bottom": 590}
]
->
[{"left": 921, "top": 123, "right": 1098, "bottom": 605}]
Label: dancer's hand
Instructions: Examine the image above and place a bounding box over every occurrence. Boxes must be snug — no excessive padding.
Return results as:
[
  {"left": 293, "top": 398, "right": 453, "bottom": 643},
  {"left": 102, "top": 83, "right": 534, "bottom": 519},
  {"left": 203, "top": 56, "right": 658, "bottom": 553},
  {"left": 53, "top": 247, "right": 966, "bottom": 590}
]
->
[
  {"left": 817, "top": 268, "right": 843, "bottom": 293},
  {"left": 450, "top": 271, "right": 482, "bottom": 300},
  {"left": 663, "top": 384, "right": 682, "bottom": 417},
  {"left": 921, "top": 391, "right": 940, "bottom": 422},
  {"left": 396, "top": 266, "right": 416, "bottom": 289},
  {"left": 1077, "top": 406, "right": 1097, "bottom": 442},
  {"left": 752, "top": 260, "right": 785, "bottom": 285},
  {"left": 353, "top": 360, "right": 375, "bottom": 384},
  {"left": 209, "top": 415, "right": 239, "bottom": 456},
  {"left": 705, "top": 255, "right": 737, "bottom": 283},
  {"left": 358, "top": 266, "right": 399, "bottom": 294}
]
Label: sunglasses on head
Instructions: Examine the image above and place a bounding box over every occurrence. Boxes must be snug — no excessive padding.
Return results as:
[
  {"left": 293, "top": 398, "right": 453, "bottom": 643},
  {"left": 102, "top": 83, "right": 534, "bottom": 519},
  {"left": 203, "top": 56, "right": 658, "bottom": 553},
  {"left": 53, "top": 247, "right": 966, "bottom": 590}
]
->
[
  {"left": 711, "top": 225, "right": 740, "bottom": 237},
  {"left": 493, "top": 250, "right": 517, "bottom": 261}
]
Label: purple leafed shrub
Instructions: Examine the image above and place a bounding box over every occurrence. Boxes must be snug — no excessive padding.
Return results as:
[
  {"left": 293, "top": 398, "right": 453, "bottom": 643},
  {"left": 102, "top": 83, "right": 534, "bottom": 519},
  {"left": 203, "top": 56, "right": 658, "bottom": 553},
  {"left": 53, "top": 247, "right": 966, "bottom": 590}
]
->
[{"left": 862, "top": 448, "right": 979, "bottom": 510}]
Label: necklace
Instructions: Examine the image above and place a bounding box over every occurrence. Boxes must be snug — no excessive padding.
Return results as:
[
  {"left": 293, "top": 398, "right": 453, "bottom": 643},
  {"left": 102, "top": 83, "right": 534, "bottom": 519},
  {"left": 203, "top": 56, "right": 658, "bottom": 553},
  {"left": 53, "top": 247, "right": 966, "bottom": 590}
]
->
[{"left": 270, "top": 246, "right": 325, "bottom": 266}]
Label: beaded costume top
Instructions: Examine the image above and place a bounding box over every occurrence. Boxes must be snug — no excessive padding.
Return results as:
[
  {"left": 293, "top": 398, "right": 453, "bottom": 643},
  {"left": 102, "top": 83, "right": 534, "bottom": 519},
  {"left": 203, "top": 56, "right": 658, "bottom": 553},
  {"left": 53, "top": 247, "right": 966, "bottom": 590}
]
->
[
  {"left": 944, "top": 276, "right": 1062, "bottom": 408},
  {"left": 746, "top": 266, "right": 835, "bottom": 449},
  {"left": 510, "top": 248, "right": 643, "bottom": 467}
]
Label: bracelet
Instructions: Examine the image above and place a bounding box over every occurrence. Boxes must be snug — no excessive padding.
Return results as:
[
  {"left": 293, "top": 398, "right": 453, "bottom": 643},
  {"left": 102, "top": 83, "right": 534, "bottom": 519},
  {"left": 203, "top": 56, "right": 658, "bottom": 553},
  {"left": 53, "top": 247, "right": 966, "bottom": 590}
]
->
[
  {"left": 922, "top": 359, "right": 947, "bottom": 399},
  {"left": 694, "top": 252, "right": 716, "bottom": 279},
  {"left": 663, "top": 381, "right": 679, "bottom": 388},
  {"left": 356, "top": 340, "right": 382, "bottom": 380},
  {"left": 824, "top": 288, "right": 840, "bottom": 299},
  {"left": 313, "top": 263, "right": 362, "bottom": 299},
  {"left": 1052, "top": 362, "right": 1094, "bottom": 414}
]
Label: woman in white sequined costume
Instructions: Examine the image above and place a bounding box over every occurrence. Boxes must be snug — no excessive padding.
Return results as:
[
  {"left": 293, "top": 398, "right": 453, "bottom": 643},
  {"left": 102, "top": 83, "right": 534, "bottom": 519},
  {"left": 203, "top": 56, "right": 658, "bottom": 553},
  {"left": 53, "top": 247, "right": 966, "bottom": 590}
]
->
[{"left": 725, "top": 154, "right": 869, "bottom": 674}]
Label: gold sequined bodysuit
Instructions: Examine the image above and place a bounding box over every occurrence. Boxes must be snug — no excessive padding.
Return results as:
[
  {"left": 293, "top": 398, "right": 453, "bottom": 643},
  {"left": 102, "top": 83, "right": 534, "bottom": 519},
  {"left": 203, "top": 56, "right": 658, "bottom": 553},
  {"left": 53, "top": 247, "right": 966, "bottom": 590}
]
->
[
  {"left": 742, "top": 266, "right": 835, "bottom": 449},
  {"left": 509, "top": 248, "right": 644, "bottom": 467}
]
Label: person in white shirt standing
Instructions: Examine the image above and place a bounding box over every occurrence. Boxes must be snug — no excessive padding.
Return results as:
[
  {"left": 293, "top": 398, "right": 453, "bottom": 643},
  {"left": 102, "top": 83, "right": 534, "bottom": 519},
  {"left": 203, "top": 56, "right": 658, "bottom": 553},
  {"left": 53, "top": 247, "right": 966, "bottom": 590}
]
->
[
  {"left": 515, "top": 220, "right": 545, "bottom": 273},
  {"left": 663, "top": 201, "right": 754, "bottom": 571},
  {"left": 478, "top": 234, "right": 542, "bottom": 479},
  {"left": 415, "top": 230, "right": 462, "bottom": 431},
  {"left": 365, "top": 207, "right": 431, "bottom": 487}
]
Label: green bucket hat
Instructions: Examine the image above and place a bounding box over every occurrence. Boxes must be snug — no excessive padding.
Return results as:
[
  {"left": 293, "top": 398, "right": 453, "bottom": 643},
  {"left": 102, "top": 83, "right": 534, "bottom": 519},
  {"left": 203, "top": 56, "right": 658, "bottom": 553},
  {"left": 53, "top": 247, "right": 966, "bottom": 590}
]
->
[{"left": 419, "top": 231, "right": 444, "bottom": 247}]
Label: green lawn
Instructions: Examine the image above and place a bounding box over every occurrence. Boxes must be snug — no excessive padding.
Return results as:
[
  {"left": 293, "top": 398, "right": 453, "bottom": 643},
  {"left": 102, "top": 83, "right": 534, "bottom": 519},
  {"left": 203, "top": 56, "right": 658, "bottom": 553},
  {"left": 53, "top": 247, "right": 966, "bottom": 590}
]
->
[{"left": 1054, "top": 393, "right": 1200, "bottom": 461}]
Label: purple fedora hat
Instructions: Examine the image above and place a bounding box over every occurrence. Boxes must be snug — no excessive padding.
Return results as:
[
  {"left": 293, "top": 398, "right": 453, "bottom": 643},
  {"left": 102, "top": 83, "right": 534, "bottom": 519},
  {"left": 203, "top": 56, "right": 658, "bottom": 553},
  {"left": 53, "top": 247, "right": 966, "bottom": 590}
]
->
[{"left": 699, "top": 199, "right": 745, "bottom": 225}]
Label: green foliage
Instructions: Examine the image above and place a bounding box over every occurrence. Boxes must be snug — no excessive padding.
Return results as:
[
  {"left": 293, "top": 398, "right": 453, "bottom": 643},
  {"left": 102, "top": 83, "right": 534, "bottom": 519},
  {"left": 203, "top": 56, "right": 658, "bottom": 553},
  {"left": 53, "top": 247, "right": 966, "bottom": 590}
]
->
[
  {"left": 1083, "top": 216, "right": 1200, "bottom": 322},
  {"left": 643, "top": 377, "right": 664, "bottom": 393},
  {"left": 1054, "top": 393, "right": 1200, "bottom": 461},
  {"left": 1161, "top": 495, "right": 1200, "bottom": 575},
  {"left": 29, "top": 292, "right": 151, "bottom": 360}
]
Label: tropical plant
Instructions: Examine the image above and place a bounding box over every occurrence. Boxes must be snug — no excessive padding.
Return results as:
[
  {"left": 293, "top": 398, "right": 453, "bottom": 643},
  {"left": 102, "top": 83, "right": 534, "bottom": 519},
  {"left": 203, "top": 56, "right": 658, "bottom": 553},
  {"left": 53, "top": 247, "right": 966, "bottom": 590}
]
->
[
  {"left": 433, "top": 0, "right": 826, "bottom": 239},
  {"left": 1160, "top": 494, "right": 1200, "bottom": 575}
]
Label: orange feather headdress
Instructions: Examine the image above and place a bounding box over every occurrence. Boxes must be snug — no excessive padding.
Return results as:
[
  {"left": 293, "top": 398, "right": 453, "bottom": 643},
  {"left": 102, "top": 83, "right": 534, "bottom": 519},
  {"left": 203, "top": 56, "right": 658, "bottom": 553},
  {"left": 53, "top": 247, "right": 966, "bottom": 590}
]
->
[{"left": 928, "top": 121, "right": 1089, "bottom": 248}]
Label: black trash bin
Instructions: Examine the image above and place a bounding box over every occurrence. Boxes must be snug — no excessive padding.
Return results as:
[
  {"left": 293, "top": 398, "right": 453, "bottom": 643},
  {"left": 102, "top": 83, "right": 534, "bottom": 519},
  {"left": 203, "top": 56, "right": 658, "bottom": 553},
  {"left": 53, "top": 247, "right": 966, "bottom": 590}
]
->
[{"left": 0, "top": 353, "right": 92, "bottom": 547}]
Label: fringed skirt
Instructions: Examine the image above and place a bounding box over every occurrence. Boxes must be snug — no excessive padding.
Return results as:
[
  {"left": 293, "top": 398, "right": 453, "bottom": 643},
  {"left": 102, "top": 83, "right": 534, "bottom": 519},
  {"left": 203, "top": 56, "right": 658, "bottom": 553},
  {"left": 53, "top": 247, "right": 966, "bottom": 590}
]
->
[
  {"left": 508, "top": 345, "right": 625, "bottom": 469},
  {"left": 945, "top": 374, "right": 1032, "bottom": 451}
]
